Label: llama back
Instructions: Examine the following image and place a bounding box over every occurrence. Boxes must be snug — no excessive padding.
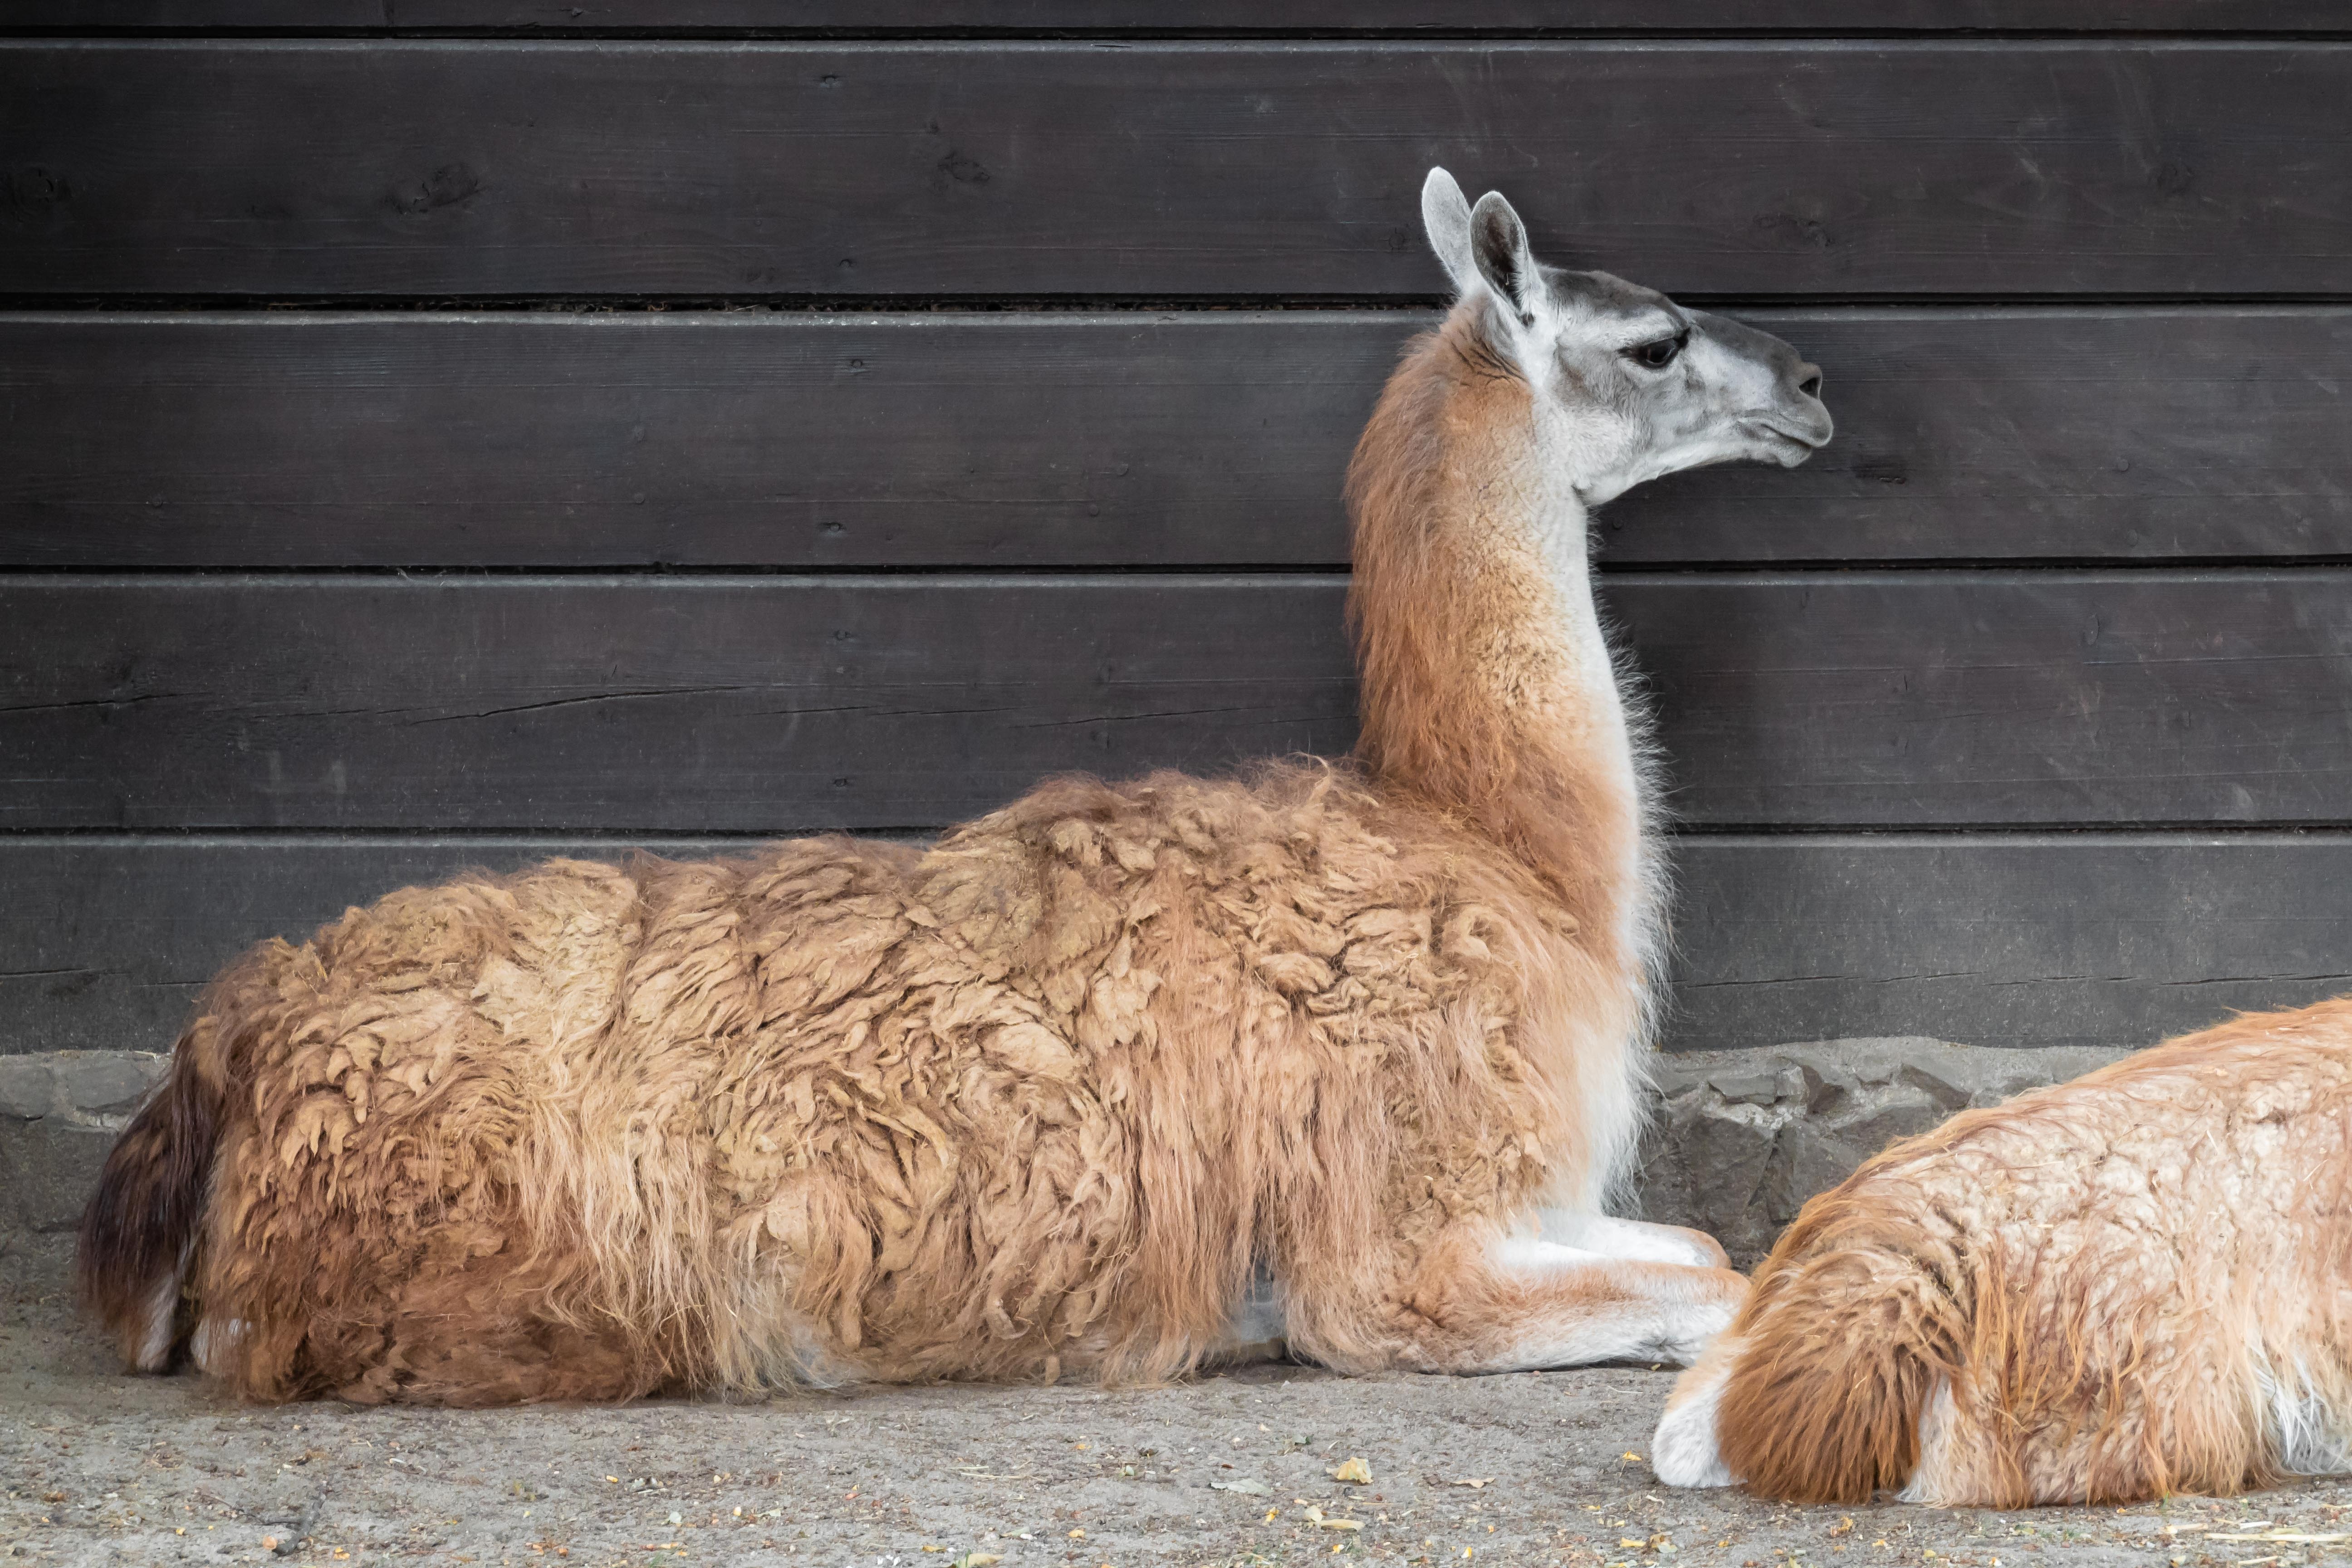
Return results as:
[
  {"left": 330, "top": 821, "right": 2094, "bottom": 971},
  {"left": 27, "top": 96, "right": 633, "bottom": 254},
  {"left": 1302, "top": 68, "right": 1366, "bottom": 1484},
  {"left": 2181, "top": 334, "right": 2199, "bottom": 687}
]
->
[{"left": 1663, "top": 998, "right": 2352, "bottom": 1506}]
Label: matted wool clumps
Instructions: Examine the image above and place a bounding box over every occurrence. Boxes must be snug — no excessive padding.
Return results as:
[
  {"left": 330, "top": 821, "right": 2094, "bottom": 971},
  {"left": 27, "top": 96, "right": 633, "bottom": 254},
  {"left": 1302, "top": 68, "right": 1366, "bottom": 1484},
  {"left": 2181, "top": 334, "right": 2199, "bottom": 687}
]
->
[{"left": 84, "top": 757, "right": 1649, "bottom": 1402}]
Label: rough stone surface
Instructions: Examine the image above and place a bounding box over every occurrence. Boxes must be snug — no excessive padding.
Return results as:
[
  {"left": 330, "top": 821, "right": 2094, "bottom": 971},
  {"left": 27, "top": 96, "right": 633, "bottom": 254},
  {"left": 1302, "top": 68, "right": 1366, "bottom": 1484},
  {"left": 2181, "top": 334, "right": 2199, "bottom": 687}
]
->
[
  {"left": 1635, "top": 1037, "right": 2133, "bottom": 1267},
  {"left": 0, "top": 1050, "right": 166, "bottom": 1234},
  {"left": 0, "top": 1119, "right": 126, "bottom": 1235}
]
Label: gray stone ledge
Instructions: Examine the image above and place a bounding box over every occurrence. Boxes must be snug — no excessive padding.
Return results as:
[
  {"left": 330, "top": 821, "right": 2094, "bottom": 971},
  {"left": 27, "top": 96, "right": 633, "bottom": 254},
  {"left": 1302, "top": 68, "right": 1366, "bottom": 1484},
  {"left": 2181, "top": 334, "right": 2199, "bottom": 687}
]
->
[
  {"left": 1, "top": 1042, "right": 2130, "bottom": 1260},
  {"left": 0, "top": 1049, "right": 168, "bottom": 1126},
  {"left": 1, "top": 1049, "right": 167, "bottom": 1234},
  {"left": 1635, "top": 1037, "right": 2132, "bottom": 1267}
]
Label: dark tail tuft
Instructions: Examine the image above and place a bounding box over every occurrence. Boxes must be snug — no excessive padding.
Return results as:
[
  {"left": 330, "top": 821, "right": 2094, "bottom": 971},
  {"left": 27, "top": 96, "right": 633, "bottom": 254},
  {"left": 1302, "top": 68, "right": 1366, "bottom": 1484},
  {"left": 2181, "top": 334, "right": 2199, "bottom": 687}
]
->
[{"left": 77, "top": 1027, "right": 226, "bottom": 1371}]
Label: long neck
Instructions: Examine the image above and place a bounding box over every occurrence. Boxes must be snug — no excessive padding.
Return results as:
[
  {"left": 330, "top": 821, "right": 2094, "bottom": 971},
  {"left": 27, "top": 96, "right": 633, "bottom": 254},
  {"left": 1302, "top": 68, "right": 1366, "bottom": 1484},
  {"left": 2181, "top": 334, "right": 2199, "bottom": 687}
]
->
[{"left": 1345, "top": 306, "right": 1651, "bottom": 960}]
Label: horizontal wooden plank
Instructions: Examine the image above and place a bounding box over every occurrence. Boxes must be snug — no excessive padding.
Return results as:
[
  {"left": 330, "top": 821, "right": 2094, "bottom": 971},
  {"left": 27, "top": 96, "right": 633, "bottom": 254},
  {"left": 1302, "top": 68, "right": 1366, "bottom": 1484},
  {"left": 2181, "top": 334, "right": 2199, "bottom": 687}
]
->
[
  {"left": 3, "top": 573, "right": 2349, "bottom": 831},
  {"left": 7, "top": 309, "right": 2349, "bottom": 568},
  {"left": 0, "top": 313, "right": 1376, "bottom": 569},
  {"left": 1642, "top": 573, "right": 2352, "bottom": 825},
  {"left": 4, "top": 834, "right": 2343, "bottom": 1058},
  {"left": 0, "top": 576, "right": 1360, "bottom": 833},
  {"left": 10, "top": 1, "right": 390, "bottom": 24},
  {"left": 5, "top": 44, "right": 2348, "bottom": 298},
  {"left": 1664, "top": 834, "right": 2352, "bottom": 1052},
  {"left": 13, "top": 2, "right": 2347, "bottom": 31}
]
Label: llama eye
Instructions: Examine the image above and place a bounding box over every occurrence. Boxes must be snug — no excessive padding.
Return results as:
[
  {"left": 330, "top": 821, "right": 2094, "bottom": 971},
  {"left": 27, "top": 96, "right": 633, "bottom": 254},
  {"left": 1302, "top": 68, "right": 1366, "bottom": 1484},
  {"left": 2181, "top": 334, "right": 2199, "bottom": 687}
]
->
[{"left": 1626, "top": 332, "right": 1687, "bottom": 369}]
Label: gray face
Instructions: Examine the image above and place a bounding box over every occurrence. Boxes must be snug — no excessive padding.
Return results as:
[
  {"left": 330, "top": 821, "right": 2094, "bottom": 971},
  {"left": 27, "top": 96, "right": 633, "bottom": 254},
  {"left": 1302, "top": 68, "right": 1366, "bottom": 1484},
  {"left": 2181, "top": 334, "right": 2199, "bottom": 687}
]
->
[
  {"left": 1420, "top": 168, "right": 1833, "bottom": 508},
  {"left": 1531, "top": 265, "right": 1834, "bottom": 505}
]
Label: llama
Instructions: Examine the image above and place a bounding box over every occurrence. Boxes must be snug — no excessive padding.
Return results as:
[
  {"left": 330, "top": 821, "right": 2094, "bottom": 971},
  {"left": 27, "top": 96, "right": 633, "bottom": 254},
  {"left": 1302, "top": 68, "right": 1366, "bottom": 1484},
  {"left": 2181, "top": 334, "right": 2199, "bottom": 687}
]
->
[
  {"left": 1652, "top": 997, "right": 2352, "bottom": 1504},
  {"left": 79, "top": 169, "right": 1832, "bottom": 1404}
]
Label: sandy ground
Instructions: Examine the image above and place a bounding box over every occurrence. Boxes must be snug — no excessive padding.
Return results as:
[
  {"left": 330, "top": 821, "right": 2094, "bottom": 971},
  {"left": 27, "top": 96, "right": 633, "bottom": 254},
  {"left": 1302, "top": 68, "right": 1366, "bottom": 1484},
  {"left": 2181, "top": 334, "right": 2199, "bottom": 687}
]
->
[{"left": 5, "top": 1236, "right": 2347, "bottom": 1568}]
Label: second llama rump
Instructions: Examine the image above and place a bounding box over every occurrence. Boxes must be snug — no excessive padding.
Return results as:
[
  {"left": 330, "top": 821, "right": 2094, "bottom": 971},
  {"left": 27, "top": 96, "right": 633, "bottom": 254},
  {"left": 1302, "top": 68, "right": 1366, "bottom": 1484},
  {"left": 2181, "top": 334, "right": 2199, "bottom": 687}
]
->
[{"left": 1655, "top": 997, "right": 2352, "bottom": 1505}]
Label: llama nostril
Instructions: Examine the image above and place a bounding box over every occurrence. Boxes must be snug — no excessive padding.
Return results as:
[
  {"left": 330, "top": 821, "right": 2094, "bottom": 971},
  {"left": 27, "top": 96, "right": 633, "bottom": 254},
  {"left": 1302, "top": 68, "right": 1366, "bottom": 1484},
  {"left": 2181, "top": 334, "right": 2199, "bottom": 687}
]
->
[{"left": 1797, "top": 370, "right": 1823, "bottom": 399}]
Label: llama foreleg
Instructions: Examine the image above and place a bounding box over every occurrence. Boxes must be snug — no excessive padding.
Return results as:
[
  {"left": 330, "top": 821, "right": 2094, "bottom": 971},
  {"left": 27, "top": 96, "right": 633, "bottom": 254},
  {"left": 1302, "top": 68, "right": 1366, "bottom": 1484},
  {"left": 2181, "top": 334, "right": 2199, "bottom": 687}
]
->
[
  {"left": 1401, "top": 1237, "right": 1747, "bottom": 1372},
  {"left": 131, "top": 1244, "right": 191, "bottom": 1372},
  {"left": 1534, "top": 1209, "right": 1732, "bottom": 1270}
]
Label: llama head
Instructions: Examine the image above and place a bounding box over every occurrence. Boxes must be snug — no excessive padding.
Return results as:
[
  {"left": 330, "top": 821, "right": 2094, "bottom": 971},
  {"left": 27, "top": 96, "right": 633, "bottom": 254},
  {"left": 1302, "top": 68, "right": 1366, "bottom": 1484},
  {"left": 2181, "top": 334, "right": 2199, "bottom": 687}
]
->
[{"left": 1421, "top": 167, "right": 1833, "bottom": 507}]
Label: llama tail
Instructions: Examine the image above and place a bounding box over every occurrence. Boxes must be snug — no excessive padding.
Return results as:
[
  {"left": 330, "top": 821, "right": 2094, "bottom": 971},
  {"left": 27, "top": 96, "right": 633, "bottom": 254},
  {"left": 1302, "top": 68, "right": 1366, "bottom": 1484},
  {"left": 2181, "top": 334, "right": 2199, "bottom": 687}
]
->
[
  {"left": 1700, "top": 1212, "right": 1967, "bottom": 1504},
  {"left": 77, "top": 1017, "right": 232, "bottom": 1372}
]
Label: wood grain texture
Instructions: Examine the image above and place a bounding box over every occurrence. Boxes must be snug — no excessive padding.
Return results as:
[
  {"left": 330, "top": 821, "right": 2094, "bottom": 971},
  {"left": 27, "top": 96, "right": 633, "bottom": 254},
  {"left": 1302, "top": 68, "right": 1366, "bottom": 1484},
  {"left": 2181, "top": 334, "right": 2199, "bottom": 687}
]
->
[
  {"left": 1667, "top": 834, "right": 2352, "bottom": 1052},
  {"left": 1639, "top": 571, "right": 2352, "bottom": 828},
  {"left": 0, "top": 312, "right": 1385, "bottom": 569},
  {"left": 0, "top": 576, "right": 1361, "bottom": 833},
  {"left": 6, "top": 43, "right": 2348, "bottom": 298},
  {"left": 5, "top": 833, "right": 2343, "bottom": 1058},
  {"left": 4, "top": 573, "right": 2348, "bottom": 832},
  {"left": 11, "top": 2, "right": 2347, "bottom": 32},
  {"left": 8, "top": 309, "right": 2349, "bottom": 568}
]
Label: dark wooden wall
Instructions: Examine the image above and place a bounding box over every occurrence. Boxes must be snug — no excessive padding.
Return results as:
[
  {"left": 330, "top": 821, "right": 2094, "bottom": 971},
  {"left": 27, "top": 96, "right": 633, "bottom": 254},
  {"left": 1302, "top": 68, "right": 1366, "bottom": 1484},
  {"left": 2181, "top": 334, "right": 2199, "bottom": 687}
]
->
[{"left": 5, "top": 6, "right": 2350, "bottom": 1058}]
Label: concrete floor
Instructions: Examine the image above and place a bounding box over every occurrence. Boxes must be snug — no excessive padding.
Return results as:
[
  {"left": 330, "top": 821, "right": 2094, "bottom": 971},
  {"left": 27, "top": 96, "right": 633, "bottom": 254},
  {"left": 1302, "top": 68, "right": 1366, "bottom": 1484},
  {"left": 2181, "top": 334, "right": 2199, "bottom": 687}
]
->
[{"left": 4, "top": 1235, "right": 2342, "bottom": 1568}]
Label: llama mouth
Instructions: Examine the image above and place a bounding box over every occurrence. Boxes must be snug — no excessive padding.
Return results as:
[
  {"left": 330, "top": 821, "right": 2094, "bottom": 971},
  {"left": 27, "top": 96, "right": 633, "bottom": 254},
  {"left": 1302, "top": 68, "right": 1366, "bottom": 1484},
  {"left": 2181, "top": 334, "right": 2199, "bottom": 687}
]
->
[{"left": 1739, "top": 417, "right": 1832, "bottom": 465}]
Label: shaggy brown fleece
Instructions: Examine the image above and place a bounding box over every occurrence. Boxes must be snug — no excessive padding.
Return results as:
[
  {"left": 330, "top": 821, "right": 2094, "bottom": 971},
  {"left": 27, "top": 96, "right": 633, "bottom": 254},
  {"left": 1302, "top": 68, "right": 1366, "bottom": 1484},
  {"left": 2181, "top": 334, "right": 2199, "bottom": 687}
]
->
[
  {"left": 79, "top": 302, "right": 1724, "bottom": 1404},
  {"left": 1661, "top": 998, "right": 2352, "bottom": 1505}
]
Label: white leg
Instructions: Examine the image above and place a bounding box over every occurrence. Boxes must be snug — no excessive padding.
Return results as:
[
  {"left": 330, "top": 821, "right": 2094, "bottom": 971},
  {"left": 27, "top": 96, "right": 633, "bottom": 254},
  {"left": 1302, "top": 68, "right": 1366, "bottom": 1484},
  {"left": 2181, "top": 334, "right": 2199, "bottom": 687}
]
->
[
  {"left": 1533, "top": 1209, "right": 1732, "bottom": 1270},
  {"left": 2257, "top": 1352, "right": 2352, "bottom": 1477},
  {"left": 188, "top": 1314, "right": 247, "bottom": 1377},
  {"left": 1448, "top": 1238, "right": 1746, "bottom": 1372},
  {"left": 1895, "top": 1378, "right": 1960, "bottom": 1504},
  {"left": 133, "top": 1269, "right": 181, "bottom": 1372},
  {"left": 129, "top": 1237, "right": 198, "bottom": 1373},
  {"left": 1652, "top": 1335, "right": 1743, "bottom": 1487}
]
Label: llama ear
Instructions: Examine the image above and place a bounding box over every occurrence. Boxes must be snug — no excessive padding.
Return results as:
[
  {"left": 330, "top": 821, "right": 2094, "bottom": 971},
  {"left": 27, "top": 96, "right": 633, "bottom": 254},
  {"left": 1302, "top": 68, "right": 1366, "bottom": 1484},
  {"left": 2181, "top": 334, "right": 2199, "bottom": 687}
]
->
[
  {"left": 1420, "top": 167, "right": 1475, "bottom": 294},
  {"left": 1469, "top": 190, "right": 1537, "bottom": 319}
]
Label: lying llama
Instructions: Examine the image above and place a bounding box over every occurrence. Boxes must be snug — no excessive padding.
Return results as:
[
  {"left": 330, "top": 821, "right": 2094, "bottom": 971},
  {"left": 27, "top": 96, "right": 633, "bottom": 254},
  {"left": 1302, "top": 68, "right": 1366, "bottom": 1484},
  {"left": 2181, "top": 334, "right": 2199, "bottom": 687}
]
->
[
  {"left": 80, "top": 168, "right": 1833, "bottom": 1404},
  {"left": 1653, "top": 996, "right": 2352, "bottom": 1504}
]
